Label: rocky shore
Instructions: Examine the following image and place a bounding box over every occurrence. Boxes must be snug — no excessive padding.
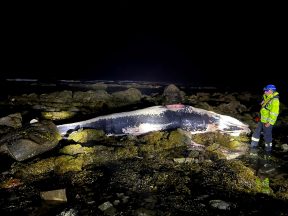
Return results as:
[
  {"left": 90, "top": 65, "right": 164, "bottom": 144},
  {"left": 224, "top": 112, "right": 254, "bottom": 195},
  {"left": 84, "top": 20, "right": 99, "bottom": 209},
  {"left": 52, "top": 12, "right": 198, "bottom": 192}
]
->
[{"left": 0, "top": 80, "right": 287, "bottom": 215}]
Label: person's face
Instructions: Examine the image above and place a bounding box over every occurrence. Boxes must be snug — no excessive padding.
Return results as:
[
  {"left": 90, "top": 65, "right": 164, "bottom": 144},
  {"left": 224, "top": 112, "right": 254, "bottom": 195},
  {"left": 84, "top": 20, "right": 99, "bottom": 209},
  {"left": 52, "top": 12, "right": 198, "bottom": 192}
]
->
[{"left": 264, "top": 89, "right": 273, "bottom": 95}]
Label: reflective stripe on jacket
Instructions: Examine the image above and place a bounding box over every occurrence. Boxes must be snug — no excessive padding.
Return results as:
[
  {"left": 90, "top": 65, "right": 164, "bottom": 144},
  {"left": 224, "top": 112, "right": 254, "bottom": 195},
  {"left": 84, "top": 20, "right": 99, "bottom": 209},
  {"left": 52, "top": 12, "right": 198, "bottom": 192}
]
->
[{"left": 260, "top": 91, "right": 279, "bottom": 125}]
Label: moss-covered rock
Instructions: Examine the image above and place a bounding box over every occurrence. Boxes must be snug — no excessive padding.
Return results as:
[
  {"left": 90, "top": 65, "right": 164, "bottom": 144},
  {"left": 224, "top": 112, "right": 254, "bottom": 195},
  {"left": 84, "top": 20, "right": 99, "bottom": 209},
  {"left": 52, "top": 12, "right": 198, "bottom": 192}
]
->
[
  {"left": 114, "top": 144, "right": 138, "bottom": 159},
  {"left": 111, "top": 88, "right": 142, "bottom": 106},
  {"left": 41, "top": 111, "right": 75, "bottom": 120},
  {"left": 139, "top": 130, "right": 188, "bottom": 153},
  {"left": 54, "top": 155, "right": 84, "bottom": 174},
  {"left": 59, "top": 144, "right": 94, "bottom": 155},
  {"left": 270, "top": 177, "right": 288, "bottom": 200},
  {"left": 14, "top": 157, "right": 56, "bottom": 177},
  {"left": 67, "top": 129, "right": 105, "bottom": 143},
  {"left": 201, "top": 159, "right": 273, "bottom": 194},
  {"left": 191, "top": 132, "right": 231, "bottom": 147},
  {"left": 162, "top": 84, "right": 185, "bottom": 104}
]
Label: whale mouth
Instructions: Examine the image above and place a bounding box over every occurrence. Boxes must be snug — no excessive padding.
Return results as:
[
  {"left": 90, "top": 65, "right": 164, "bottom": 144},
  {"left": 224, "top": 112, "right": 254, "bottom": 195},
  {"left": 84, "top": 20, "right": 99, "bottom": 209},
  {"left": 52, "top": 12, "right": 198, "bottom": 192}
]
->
[{"left": 218, "top": 115, "right": 251, "bottom": 136}]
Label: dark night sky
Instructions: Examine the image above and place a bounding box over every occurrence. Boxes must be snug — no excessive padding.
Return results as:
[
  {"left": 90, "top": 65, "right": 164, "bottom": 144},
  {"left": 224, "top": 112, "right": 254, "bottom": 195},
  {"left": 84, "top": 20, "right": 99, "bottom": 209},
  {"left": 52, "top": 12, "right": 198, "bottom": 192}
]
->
[{"left": 2, "top": 4, "right": 287, "bottom": 90}]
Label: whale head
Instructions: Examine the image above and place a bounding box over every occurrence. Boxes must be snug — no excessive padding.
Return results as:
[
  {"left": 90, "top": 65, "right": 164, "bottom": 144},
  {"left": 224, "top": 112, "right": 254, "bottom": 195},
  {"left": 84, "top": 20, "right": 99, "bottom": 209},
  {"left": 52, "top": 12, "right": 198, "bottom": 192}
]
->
[
  {"left": 216, "top": 114, "right": 251, "bottom": 136},
  {"left": 181, "top": 106, "right": 251, "bottom": 136}
]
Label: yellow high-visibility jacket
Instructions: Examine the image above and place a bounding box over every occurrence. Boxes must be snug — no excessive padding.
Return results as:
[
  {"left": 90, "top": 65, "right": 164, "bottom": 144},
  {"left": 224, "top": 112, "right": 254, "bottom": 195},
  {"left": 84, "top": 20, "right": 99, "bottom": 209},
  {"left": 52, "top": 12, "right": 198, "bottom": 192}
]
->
[{"left": 260, "top": 91, "right": 279, "bottom": 125}]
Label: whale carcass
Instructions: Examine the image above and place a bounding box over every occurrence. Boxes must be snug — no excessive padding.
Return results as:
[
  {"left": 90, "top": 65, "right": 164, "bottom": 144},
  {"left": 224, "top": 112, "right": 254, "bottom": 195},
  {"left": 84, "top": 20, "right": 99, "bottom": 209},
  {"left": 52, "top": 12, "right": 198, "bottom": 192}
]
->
[
  {"left": 0, "top": 104, "right": 250, "bottom": 161},
  {"left": 57, "top": 104, "right": 250, "bottom": 137}
]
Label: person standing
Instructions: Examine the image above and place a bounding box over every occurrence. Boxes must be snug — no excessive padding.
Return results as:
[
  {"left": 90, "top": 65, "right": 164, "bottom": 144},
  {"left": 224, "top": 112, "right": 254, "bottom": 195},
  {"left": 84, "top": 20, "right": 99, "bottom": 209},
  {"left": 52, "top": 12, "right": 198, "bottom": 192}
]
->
[{"left": 251, "top": 84, "right": 280, "bottom": 152}]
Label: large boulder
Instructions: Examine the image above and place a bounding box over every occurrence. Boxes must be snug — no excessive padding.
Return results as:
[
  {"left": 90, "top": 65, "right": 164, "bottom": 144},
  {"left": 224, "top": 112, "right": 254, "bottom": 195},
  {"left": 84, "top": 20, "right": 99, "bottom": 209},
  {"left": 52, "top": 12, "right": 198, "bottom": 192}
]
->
[
  {"left": 0, "top": 120, "right": 61, "bottom": 161},
  {"left": 163, "top": 84, "right": 185, "bottom": 104}
]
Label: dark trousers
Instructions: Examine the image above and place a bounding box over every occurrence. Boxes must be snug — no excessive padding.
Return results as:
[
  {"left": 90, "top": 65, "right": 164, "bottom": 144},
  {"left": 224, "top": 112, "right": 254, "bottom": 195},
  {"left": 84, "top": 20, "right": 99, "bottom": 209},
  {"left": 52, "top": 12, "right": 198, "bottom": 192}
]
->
[{"left": 252, "top": 122, "right": 273, "bottom": 143}]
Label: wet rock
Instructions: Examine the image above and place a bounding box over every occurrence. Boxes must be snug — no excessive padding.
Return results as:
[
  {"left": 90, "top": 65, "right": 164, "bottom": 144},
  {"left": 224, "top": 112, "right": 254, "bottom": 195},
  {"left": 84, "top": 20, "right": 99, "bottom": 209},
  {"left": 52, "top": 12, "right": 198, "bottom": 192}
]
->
[
  {"left": 162, "top": 84, "right": 185, "bottom": 104},
  {"left": 0, "top": 113, "right": 22, "bottom": 128},
  {"left": 67, "top": 129, "right": 105, "bottom": 143},
  {"left": 209, "top": 199, "right": 231, "bottom": 210},
  {"left": 111, "top": 88, "right": 142, "bottom": 104},
  {"left": 98, "top": 201, "right": 113, "bottom": 211},
  {"left": 73, "top": 90, "right": 111, "bottom": 103},
  {"left": 217, "top": 101, "right": 248, "bottom": 115},
  {"left": 90, "top": 83, "right": 108, "bottom": 90},
  {"left": 57, "top": 208, "right": 78, "bottom": 216},
  {"left": 0, "top": 177, "right": 23, "bottom": 189},
  {"left": 190, "top": 132, "right": 249, "bottom": 160},
  {"left": 14, "top": 157, "right": 56, "bottom": 177},
  {"left": 258, "top": 163, "right": 277, "bottom": 174},
  {"left": 281, "top": 143, "right": 288, "bottom": 152},
  {"left": 41, "top": 111, "right": 76, "bottom": 120},
  {"left": 134, "top": 208, "right": 156, "bottom": 216},
  {"left": 201, "top": 159, "right": 272, "bottom": 194},
  {"left": 0, "top": 120, "right": 61, "bottom": 161},
  {"left": 54, "top": 155, "right": 84, "bottom": 174},
  {"left": 40, "top": 189, "right": 67, "bottom": 202},
  {"left": 9, "top": 93, "right": 39, "bottom": 105},
  {"left": 59, "top": 144, "right": 94, "bottom": 155},
  {"left": 39, "top": 91, "right": 73, "bottom": 103},
  {"left": 121, "top": 195, "right": 129, "bottom": 203},
  {"left": 173, "top": 158, "right": 194, "bottom": 163},
  {"left": 195, "top": 92, "right": 210, "bottom": 102}
]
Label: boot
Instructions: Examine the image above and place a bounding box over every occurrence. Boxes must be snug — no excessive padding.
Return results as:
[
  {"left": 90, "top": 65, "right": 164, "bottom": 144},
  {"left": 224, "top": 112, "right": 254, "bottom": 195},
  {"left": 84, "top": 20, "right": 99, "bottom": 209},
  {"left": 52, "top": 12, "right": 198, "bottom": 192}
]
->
[
  {"left": 265, "top": 143, "right": 272, "bottom": 152},
  {"left": 250, "top": 141, "right": 258, "bottom": 148}
]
